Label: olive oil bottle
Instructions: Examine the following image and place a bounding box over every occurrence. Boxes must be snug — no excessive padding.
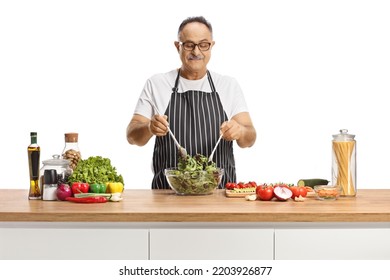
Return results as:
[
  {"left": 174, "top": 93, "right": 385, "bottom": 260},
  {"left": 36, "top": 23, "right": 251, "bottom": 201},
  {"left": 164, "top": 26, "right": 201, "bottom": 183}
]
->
[{"left": 28, "top": 132, "right": 41, "bottom": 199}]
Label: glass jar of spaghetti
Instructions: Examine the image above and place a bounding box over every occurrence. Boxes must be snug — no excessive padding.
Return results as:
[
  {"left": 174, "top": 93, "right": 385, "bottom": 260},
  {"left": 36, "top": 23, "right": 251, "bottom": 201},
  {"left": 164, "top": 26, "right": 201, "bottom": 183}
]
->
[{"left": 332, "top": 129, "right": 356, "bottom": 197}]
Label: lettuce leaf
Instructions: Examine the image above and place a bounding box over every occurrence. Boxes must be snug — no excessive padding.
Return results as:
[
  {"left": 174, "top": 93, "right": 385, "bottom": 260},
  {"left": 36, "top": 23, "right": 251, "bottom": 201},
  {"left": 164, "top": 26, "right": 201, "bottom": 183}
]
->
[{"left": 68, "top": 156, "right": 124, "bottom": 185}]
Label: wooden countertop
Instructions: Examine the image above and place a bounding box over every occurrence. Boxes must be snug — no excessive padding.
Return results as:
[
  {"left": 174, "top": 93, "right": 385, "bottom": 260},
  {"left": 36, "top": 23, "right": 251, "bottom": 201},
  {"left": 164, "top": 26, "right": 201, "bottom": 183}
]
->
[{"left": 0, "top": 189, "right": 390, "bottom": 222}]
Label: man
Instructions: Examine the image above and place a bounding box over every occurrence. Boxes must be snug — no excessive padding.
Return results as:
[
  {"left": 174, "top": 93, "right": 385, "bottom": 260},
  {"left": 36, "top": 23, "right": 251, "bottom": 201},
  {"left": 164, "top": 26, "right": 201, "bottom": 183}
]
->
[{"left": 126, "top": 16, "right": 256, "bottom": 189}]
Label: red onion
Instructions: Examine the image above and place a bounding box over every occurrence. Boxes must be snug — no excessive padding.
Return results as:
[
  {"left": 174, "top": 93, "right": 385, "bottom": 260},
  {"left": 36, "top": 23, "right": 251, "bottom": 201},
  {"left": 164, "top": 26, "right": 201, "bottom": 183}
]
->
[
  {"left": 56, "top": 183, "right": 72, "bottom": 201},
  {"left": 273, "top": 186, "right": 292, "bottom": 201}
]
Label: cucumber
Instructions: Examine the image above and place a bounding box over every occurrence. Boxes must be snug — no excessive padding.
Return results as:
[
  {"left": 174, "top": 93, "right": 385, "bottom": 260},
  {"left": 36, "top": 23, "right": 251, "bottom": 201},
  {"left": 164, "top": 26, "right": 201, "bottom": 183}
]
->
[{"left": 297, "top": 178, "right": 329, "bottom": 187}]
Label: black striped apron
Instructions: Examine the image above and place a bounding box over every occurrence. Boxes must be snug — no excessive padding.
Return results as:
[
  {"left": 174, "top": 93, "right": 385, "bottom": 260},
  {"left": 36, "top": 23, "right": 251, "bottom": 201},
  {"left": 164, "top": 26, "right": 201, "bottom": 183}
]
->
[{"left": 151, "top": 70, "right": 236, "bottom": 189}]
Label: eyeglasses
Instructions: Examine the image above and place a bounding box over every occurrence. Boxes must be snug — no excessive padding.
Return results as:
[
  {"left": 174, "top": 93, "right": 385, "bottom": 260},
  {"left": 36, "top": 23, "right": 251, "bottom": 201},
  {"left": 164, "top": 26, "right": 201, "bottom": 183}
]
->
[{"left": 179, "top": 41, "right": 212, "bottom": 51}]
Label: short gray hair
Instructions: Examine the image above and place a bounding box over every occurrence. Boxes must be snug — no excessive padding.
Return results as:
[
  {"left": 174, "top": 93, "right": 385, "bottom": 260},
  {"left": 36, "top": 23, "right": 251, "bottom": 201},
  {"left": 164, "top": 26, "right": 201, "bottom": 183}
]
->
[{"left": 177, "top": 16, "right": 213, "bottom": 40}]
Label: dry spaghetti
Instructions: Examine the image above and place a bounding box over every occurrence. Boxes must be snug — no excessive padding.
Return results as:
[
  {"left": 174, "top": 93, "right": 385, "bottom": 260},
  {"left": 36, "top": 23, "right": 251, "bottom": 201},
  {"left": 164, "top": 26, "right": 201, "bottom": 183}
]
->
[{"left": 332, "top": 140, "right": 356, "bottom": 196}]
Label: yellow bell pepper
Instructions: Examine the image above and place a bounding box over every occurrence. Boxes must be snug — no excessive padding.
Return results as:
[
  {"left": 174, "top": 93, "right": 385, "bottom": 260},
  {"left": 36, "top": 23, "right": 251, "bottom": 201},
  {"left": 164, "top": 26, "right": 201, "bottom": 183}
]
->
[{"left": 106, "top": 182, "right": 124, "bottom": 193}]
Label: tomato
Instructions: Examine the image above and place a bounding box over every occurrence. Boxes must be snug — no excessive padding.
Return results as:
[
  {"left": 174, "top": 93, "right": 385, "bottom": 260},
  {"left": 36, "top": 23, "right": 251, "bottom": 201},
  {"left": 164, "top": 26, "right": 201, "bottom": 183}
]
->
[
  {"left": 256, "top": 185, "right": 274, "bottom": 201},
  {"left": 71, "top": 182, "right": 89, "bottom": 194},
  {"left": 274, "top": 183, "right": 289, "bottom": 188},
  {"left": 225, "top": 182, "right": 236, "bottom": 189},
  {"left": 289, "top": 186, "right": 308, "bottom": 199},
  {"left": 225, "top": 181, "right": 256, "bottom": 190}
]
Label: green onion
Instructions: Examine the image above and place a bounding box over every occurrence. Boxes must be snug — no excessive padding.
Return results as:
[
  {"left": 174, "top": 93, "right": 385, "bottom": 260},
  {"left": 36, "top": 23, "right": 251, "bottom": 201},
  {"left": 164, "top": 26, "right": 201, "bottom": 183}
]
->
[{"left": 74, "top": 193, "right": 112, "bottom": 198}]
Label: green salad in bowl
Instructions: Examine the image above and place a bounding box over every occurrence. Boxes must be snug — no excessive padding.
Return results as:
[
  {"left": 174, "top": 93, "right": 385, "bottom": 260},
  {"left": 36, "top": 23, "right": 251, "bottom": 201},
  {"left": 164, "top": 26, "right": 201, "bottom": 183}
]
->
[{"left": 165, "top": 154, "right": 224, "bottom": 195}]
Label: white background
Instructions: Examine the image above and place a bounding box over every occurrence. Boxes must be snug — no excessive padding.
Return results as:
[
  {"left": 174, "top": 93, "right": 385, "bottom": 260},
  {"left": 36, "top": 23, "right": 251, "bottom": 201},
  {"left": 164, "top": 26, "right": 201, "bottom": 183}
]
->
[{"left": 1, "top": 0, "right": 389, "bottom": 190}]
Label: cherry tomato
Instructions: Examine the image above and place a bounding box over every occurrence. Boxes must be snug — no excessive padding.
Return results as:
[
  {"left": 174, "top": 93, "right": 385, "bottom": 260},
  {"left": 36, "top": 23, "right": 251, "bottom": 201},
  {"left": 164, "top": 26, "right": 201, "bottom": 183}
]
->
[
  {"left": 247, "top": 181, "right": 257, "bottom": 188},
  {"left": 225, "top": 182, "right": 237, "bottom": 189},
  {"left": 226, "top": 181, "right": 257, "bottom": 189},
  {"left": 289, "top": 186, "right": 308, "bottom": 199},
  {"left": 256, "top": 185, "right": 274, "bottom": 201}
]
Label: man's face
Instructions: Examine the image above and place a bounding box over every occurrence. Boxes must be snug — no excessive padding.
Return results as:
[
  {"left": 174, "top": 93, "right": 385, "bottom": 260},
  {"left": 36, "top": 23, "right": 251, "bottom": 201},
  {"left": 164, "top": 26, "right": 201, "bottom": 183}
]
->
[{"left": 175, "top": 22, "right": 215, "bottom": 76}]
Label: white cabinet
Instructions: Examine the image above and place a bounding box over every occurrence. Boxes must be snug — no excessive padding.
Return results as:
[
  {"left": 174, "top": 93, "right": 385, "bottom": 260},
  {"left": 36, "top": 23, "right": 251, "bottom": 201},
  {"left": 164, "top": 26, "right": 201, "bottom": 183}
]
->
[
  {"left": 150, "top": 228, "right": 274, "bottom": 260},
  {"left": 275, "top": 228, "right": 390, "bottom": 260},
  {"left": 2, "top": 223, "right": 390, "bottom": 260},
  {"left": 0, "top": 226, "right": 149, "bottom": 260}
]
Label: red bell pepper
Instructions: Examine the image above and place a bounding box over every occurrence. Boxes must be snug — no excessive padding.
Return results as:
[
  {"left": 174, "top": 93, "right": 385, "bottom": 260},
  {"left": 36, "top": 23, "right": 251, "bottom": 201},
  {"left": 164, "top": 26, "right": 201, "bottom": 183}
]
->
[{"left": 71, "top": 182, "right": 89, "bottom": 194}]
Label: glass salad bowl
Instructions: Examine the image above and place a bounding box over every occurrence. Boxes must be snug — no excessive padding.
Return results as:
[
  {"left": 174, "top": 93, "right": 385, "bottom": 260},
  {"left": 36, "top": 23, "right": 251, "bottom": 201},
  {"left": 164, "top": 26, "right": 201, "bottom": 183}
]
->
[{"left": 164, "top": 168, "right": 224, "bottom": 195}]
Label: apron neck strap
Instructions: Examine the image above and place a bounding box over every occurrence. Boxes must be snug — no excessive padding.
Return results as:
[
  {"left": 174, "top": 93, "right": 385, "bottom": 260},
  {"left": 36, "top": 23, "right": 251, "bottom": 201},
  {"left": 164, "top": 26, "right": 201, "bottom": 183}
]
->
[
  {"left": 172, "top": 69, "right": 181, "bottom": 93},
  {"left": 206, "top": 70, "right": 216, "bottom": 93}
]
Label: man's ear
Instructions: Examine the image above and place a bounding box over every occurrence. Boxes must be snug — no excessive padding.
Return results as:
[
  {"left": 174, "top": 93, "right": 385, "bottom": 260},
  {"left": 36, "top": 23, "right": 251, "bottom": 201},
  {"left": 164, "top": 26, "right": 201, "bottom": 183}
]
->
[{"left": 174, "top": 41, "right": 180, "bottom": 52}]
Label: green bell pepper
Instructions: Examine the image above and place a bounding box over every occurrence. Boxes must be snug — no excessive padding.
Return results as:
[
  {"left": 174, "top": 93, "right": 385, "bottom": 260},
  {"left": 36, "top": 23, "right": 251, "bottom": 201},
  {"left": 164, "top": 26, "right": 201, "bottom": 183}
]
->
[{"left": 90, "top": 183, "right": 107, "bottom": 193}]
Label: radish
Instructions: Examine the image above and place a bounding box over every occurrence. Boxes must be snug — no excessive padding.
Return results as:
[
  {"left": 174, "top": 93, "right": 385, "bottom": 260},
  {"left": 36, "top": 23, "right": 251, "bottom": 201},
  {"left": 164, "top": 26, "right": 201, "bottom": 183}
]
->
[{"left": 273, "top": 185, "right": 292, "bottom": 201}]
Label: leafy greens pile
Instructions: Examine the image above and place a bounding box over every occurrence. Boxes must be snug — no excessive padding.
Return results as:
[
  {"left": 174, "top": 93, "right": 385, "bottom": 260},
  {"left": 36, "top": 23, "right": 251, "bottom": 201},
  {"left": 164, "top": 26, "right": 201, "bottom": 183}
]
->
[
  {"left": 68, "top": 156, "right": 124, "bottom": 185},
  {"left": 178, "top": 153, "right": 217, "bottom": 172},
  {"left": 166, "top": 154, "right": 222, "bottom": 195}
]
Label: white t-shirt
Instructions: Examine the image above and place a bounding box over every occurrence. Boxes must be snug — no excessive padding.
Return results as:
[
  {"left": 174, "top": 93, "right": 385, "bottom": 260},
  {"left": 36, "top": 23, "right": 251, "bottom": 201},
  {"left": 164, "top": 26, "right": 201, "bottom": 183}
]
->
[{"left": 134, "top": 69, "right": 248, "bottom": 119}]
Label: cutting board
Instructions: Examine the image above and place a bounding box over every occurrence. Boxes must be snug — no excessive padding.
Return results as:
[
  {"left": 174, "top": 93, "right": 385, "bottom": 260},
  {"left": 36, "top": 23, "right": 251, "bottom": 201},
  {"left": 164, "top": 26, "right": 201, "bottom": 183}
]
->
[{"left": 225, "top": 190, "right": 256, "bottom": 198}]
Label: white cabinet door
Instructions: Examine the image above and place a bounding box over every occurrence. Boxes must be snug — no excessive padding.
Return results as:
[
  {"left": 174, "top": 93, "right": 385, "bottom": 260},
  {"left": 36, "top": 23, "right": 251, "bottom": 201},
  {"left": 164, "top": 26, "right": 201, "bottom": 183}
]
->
[
  {"left": 275, "top": 228, "right": 390, "bottom": 260},
  {"left": 150, "top": 228, "right": 274, "bottom": 260},
  {"left": 0, "top": 228, "right": 149, "bottom": 260}
]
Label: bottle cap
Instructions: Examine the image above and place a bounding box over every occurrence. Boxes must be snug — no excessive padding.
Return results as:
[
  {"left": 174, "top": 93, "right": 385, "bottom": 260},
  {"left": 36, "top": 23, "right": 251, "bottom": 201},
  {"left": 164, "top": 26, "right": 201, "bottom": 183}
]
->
[
  {"left": 44, "top": 169, "right": 58, "bottom": 184},
  {"left": 65, "top": 133, "right": 78, "bottom": 143},
  {"left": 30, "top": 132, "right": 38, "bottom": 144}
]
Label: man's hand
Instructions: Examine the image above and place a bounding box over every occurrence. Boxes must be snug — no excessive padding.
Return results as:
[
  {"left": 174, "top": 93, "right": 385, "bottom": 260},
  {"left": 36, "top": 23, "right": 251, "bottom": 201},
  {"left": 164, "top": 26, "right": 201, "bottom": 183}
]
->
[
  {"left": 149, "top": 114, "right": 169, "bottom": 136},
  {"left": 219, "top": 112, "right": 256, "bottom": 148},
  {"left": 220, "top": 119, "right": 242, "bottom": 141}
]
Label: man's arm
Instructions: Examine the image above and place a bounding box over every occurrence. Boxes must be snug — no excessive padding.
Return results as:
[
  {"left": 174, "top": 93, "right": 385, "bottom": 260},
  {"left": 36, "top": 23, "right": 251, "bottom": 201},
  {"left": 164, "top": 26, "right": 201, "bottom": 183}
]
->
[{"left": 126, "top": 114, "right": 153, "bottom": 146}]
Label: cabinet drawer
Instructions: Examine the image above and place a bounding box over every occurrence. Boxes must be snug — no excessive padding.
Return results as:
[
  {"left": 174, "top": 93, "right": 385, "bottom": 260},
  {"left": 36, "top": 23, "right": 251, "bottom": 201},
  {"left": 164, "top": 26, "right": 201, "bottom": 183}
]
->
[
  {"left": 275, "top": 228, "right": 390, "bottom": 260},
  {"left": 0, "top": 228, "right": 149, "bottom": 260},
  {"left": 150, "top": 228, "right": 274, "bottom": 260}
]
